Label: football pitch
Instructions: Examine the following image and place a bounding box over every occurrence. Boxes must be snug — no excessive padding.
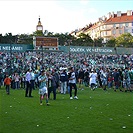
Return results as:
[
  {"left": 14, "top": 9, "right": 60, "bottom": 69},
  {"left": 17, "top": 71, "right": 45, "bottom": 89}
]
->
[{"left": 0, "top": 87, "right": 133, "bottom": 133}]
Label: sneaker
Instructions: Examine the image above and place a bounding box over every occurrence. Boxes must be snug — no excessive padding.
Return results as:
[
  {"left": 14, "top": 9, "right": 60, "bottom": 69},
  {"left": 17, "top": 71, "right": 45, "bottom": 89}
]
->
[
  {"left": 70, "top": 97, "right": 73, "bottom": 100},
  {"left": 46, "top": 103, "right": 50, "bottom": 106},
  {"left": 74, "top": 96, "right": 78, "bottom": 99},
  {"left": 40, "top": 103, "right": 43, "bottom": 105},
  {"left": 93, "top": 87, "right": 95, "bottom": 91}
]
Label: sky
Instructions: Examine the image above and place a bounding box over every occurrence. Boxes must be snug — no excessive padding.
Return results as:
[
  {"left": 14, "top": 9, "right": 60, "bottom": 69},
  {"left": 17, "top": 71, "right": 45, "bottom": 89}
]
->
[{"left": 0, "top": 0, "right": 133, "bottom": 35}]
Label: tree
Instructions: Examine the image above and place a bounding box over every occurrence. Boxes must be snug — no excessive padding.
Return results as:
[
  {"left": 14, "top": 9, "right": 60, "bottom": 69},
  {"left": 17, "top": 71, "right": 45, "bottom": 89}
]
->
[
  {"left": 93, "top": 37, "right": 103, "bottom": 47},
  {"left": 106, "top": 37, "right": 116, "bottom": 47},
  {"left": 77, "top": 33, "right": 93, "bottom": 46},
  {"left": 0, "top": 33, "right": 17, "bottom": 44},
  {"left": 17, "top": 34, "right": 33, "bottom": 44},
  {"left": 33, "top": 30, "right": 44, "bottom": 37},
  {"left": 115, "top": 33, "right": 133, "bottom": 47}
]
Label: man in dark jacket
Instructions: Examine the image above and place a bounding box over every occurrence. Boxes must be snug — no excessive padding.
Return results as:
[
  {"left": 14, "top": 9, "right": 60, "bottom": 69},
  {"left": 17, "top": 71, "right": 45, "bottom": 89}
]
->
[
  {"left": 78, "top": 68, "right": 84, "bottom": 90},
  {"left": 48, "top": 71, "right": 57, "bottom": 100},
  {"left": 60, "top": 69, "right": 68, "bottom": 94},
  {"left": 113, "top": 68, "right": 123, "bottom": 92}
]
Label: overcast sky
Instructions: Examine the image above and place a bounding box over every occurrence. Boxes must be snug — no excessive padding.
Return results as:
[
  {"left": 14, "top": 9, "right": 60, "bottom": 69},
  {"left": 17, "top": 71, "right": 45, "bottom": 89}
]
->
[{"left": 0, "top": 0, "right": 133, "bottom": 35}]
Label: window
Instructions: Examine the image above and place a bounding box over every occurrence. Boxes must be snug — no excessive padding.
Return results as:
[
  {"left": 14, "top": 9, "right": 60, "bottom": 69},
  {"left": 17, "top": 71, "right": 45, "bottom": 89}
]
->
[
  {"left": 105, "top": 31, "right": 107, "bottom": 35},
  {"left": 119, "top": 30, "right": 122, "bottom": 34},
  {"left": 112, "top": 30, "right": 116, "bottom": 35},
  {"left": 113, "top": 24, "right": 116, "bottom": 27},
  {"left": 104, "top": 25, "right": 107, "bottom": 29},
  {"left": 125, "top": 29, "right": 129, "bottom": 33},
  {"left": 119, "top": 23, "right": 123, "bottom": 28},
  {"left": 125, "top": 23, "right": 129, "bottom": 27}
]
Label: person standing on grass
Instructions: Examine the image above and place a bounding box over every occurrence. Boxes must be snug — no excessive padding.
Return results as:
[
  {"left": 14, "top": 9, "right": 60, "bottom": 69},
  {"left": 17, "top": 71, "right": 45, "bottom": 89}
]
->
[
  {"left": 122, "top": 67, "right": 131, "bottom": 92},
  {"left": 25, "top": 69, "right": 32, "bottom": 97},
  {"left": 14, "top": 73, "right": 20, "bottom": 89},
  {"left": 0, "top": 71, "right": 3, "bottom": 88},
  {"left": 84, "top": 69, "right": 89, "bottom": 87},
  {"left": 68, "top": 67, "right": 78, "bottom": 100},
  {"left": 78, "top": 68, "right": 84, "bottom": 90},
  {"left": 89, "top": 69, "right": 97, "bottom": 91},
  {"left": 48, "top": 70, "right": 58, "bottom": 100},
  {"left": 100, "top": 69, "right": 108, "bottom": 91},
  {"left": 38, "top": 70, "right": 49, "bottom": 106},
  {"left": 52, "top": 69, "right": 60, "bottom": 93},
  {"left": 60, "top": 68, "right": 68, "bottom": 94},
  {"left": 4, "top": 74, "right": 12, "bottom": 95},
  {"left": 30, "top": 70, "right": 35, "bottom": 90},
  {"left": 113, "top": 68, "right": 123, "bottom": 92}
]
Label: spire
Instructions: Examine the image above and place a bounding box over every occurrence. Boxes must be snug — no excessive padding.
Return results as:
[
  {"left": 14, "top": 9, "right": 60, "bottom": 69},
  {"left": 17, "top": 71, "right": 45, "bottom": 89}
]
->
[{"left": 38, "top": 16, "right": 41, "bottom": 25}]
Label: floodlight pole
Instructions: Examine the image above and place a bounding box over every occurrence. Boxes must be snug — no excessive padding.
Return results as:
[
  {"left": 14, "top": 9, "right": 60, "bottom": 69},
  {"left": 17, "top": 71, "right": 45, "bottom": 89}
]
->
[{"left": 41, "top": 41, "right": 44, "bottom": 67}]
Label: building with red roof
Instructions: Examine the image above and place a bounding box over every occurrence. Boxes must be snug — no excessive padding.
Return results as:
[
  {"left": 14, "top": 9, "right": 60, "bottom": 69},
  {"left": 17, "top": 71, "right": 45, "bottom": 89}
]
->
[{"left": 70, "top": 10, "right": 133, "bottom": 44}]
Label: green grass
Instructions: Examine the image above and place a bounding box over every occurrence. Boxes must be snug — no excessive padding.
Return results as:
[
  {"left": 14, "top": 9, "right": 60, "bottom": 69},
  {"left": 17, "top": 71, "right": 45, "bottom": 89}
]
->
[{"left": 0, "top": 86, "right": 133, "bottom": 133}]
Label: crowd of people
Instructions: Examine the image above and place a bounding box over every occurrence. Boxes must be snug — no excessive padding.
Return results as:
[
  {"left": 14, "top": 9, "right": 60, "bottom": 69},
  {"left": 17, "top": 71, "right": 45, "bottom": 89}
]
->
[{"left": 0, "top": 51, "right": 133, "bottom": 105}]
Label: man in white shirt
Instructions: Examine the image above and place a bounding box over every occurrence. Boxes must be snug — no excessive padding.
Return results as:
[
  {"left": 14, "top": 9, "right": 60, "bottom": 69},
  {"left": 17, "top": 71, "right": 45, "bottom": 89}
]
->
[
  {"left": 68, "top": 67, "right": 78, "bottom": 99},
  {"left": 25, "top": 69, "right": 32, "bottom": 97},
  {"left": 89, "top": 69, "right": 97, "bottom": 90}
]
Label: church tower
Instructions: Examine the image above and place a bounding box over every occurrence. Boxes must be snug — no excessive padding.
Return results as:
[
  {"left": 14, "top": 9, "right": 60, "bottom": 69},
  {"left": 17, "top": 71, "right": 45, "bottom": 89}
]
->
[{"left": 36, "top": 16, "right": 43, "bottom": 31}]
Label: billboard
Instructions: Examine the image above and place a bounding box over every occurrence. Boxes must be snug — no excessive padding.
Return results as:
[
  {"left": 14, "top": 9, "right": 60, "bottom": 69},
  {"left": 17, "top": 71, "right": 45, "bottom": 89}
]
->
[
  {"left": 35, "top": 37, "right": 58, "bottom": 47},
  {"left": 0, "top": 44, "right": 33, "bottom": 52},
  {"left": 59, "top": 46, "right": 133, "bottom": 55}
]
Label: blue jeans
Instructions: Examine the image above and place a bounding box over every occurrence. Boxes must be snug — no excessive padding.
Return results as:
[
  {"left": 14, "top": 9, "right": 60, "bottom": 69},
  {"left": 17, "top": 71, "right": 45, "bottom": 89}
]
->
[
  {"left": 6, "top": 85, "right": 10, "bottom": 94},
  {"left": 108, "top": 81, "right": 113, "bottom": 88}
]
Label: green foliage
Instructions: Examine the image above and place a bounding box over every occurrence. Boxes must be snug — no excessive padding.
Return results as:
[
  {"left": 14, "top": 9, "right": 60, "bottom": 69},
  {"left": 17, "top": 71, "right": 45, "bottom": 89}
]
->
[
  {"left": 33, "top": 30, "right": 44, "bottom": 37},
  {"left": 116, "top": 33, "right": 133, "bottom": 47},
  {"left": 1, "top": 31, "right": 133, "bottom": 47},
  {"left": 17, "top": 34, "right": 33, "bottom": 44},
  {"left": 77, "top": 33, "right": 93, "bottom": 46},
  {"left": 94, "top": 37, "right": 103, "bottom": 47},
  {"left": 0, "top": 33, "right": 17, "bottom": 44},
  {"left": 0, "top": 87, "right": 133, "bottom": 133},
  {"left": 106, "top": 37, "right": 116, "bottom": 47}
]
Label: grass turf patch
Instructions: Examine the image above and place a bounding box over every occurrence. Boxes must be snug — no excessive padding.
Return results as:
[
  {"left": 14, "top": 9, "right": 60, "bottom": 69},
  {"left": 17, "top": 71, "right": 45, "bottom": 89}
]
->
[{"left": 0, "top": 87, "right": 133, "bottom": 133}]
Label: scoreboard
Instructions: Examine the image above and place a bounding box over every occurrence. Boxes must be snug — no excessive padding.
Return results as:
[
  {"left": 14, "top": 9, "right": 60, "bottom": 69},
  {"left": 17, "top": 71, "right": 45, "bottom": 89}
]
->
[{"left": 35, "top": 37, "right": 58, "bottom": 47}]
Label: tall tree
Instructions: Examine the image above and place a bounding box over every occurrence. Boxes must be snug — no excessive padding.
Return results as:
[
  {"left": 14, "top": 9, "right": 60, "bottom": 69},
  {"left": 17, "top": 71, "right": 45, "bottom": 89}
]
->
[
  {"left": 116, "top": 33, "right": 133, "bottom": 47},
  {"left": 33, "top": 30, "right": 44, "bottom": 37},
  {"left": 77, "top": 33, "right": 93, "bottom": 46},
  {"left": 106, "top": 37, "right": 116, "bottom": 47},
  {"left": 94, "top": 37, "right": 103, "bottom": 47},
  {"left": 17, "top": 34, "right": 33, "bottom": 44}
]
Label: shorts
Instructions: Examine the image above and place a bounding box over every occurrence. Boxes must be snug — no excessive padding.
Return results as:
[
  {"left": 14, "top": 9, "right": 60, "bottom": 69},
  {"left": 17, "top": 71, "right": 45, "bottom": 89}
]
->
[{"left": 39, "top": 86, "right": 48, "bottom": 95}]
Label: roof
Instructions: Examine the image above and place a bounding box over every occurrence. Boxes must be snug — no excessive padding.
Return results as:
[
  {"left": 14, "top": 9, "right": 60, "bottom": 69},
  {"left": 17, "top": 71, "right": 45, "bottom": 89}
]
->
[
  {"left": 106, "top": 12, "right": 133, "bottom": 24},
  {"left": 70, "top": 11, "right": 133, "bottom": 35}
]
